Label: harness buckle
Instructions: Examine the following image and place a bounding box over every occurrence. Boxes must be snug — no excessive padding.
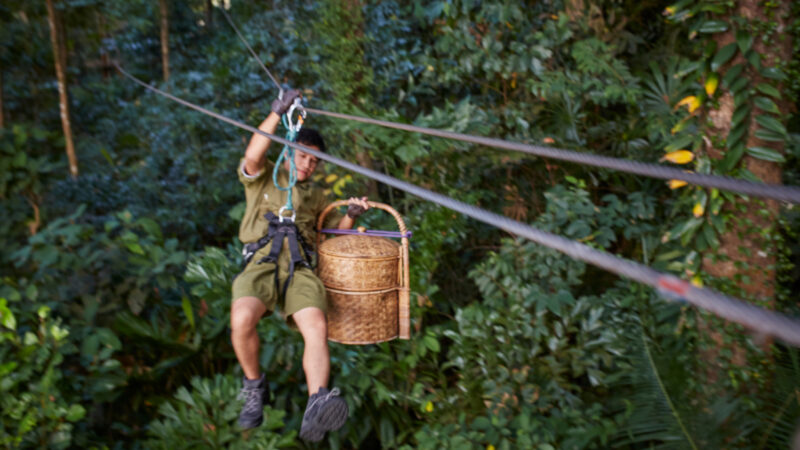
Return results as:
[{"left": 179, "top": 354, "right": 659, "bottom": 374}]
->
[{"left": 278, "top": 206, "right": 296, "bottom": 223}]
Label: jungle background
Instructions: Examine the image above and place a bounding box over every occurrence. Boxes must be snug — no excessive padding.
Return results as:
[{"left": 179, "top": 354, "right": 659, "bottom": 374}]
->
[{"left": 1, "top": 0, "right": 799, "bottom": 448}]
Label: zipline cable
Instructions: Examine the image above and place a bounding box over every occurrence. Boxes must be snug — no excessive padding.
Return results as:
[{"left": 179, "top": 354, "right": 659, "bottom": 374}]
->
[
  {"left": 305, "top": 107, "right": 800, "bottom": 204},
  {"left": 219, "top": 6, "right": 283, "bottom": 95},
  {"left": 113, "top": 61, "right": 800, "bottom": 348}
]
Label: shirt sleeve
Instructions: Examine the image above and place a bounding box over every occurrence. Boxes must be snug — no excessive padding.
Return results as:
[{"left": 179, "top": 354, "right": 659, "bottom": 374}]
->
[{"left": 238, "top": 158, "right": 274, "bottom": 185}]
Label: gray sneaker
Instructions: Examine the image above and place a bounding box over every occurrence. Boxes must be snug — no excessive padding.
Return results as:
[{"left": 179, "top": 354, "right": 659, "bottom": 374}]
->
[
  {"left": 238, "top": 374, "right": 270, "bottom": 429},
  {"left": 299, "top": 387, "right": 349, "bottom": 442}
]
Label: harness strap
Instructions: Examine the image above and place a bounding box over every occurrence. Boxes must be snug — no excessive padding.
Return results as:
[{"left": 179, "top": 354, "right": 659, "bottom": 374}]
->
[
  {"left": 283, "top": 225, "right": 311, "bottom": 298},
  {"left": 242, "top": 212, "right": 315, "bottom": 299}
]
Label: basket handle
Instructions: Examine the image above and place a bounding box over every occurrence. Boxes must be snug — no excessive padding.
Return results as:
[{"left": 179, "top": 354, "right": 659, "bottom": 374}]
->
[
  {"left": 316, "top": 200, "right": 407, "bottom": 242},
  {"left": 316, "top": 200, "right": 411, "bottom": 340}
]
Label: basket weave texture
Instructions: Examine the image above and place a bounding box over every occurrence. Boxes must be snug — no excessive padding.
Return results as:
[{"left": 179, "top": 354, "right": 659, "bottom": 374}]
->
[
  {"left": 318, "top": 236, "right": 399, "bottom": 292},
  {"left": 316, "top": 201, "right": 410, "bottom": 345}
]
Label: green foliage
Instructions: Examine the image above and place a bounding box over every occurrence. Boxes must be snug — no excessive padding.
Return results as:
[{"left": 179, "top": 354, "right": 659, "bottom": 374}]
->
[
  {"left": 146, "top": 374, "right": 295, "bottom": 449},
  {"left": 0, "top": 305, "right": 84, "bottom": 449},
  {"left": 0, "top": 0, "right": 797, "bottom": 448}
]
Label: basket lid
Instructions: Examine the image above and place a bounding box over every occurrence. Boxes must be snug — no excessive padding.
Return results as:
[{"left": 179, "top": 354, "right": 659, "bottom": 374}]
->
[{"left": 319, "top": 235, "right": 399, "bottom": 258}]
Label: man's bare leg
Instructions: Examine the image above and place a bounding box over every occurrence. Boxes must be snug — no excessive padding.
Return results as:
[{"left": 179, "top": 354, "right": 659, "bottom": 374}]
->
[
  {"left": 231, "top": 296, "right": 267, "bottom": 380},
  {"left": 292, "top": 307, "right": 329, "bottom": 396}
]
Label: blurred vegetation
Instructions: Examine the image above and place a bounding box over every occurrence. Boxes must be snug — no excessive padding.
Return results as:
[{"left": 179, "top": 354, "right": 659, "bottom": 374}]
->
[{"left": 0, "top": 0, "right": 798, "bottom": 448}]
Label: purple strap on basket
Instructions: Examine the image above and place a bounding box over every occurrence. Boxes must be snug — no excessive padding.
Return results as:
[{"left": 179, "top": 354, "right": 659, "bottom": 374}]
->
[{"left": 320, "top": 228, "right": 412, "bottom": 239}]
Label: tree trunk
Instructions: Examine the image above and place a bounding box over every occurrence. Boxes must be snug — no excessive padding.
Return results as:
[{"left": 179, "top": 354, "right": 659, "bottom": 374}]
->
[
  {"left": 46, "top": 0, "right": 78, "bottom": 178},
  {"left": 205, "top": 0, "right": 213, "bottom": 29},
  {"left": 56, "top": 4, "right": 68, "bottom": 71},
  {"left": 702, "top": 0, "right": 792, "bottom": 301},
  {"left": 0, "top": 70, "right": 4, "bottom": 129},
  {"left": 159, "top": 0, "right": 169, "bottom": 82}
]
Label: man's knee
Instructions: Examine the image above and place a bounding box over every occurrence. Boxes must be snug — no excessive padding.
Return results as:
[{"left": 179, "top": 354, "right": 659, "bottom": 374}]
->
[
  {"left": 293, "top": 307, "right": 328, "bottom": 338},
  {"left": 231, "top": 297, "right": 265, "bottom": 332}
]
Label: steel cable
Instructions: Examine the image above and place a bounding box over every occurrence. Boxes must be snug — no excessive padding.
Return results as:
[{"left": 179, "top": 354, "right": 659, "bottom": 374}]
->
[
  {"left": 305, "top": 107, "right": 800, "bottom": 204},
  {"left": 113, "top": 62, "right": 800, "bottom": 347},
  {"left": 219, "top": 6, "right": 283, "bottom": 94}
]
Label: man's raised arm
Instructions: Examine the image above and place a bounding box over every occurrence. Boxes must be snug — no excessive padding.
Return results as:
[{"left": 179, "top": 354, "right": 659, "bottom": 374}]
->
[{"left": 243, "top": 89, "right": 300, "bottom": 176}]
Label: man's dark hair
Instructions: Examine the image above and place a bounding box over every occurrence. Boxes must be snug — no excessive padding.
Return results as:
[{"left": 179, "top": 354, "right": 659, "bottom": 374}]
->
[{"left": 296, "top": 128, "right": 326, "bottom": 153}]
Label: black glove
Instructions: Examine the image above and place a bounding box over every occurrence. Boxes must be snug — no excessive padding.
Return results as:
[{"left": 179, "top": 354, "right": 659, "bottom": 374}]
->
[
  {"left": 347, "top": 203, "right": 366, "bottom": 219},
  {"left": 271, "top": 89, "right": 301, "bottom": 116}
]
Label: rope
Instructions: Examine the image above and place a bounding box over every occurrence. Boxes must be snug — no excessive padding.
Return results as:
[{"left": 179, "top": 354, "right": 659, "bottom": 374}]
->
[
  {"left": 305, "top": 107, "right": 800, "bottom": 204},
  {"left": 272, "top": 114, "right": 299, "bottom": 211},
  {"left": 219, "top": 6, "right": 283, "bottom": 95},
  {"left": 113, "top": 61, "right": 800, "bottom": 348}
]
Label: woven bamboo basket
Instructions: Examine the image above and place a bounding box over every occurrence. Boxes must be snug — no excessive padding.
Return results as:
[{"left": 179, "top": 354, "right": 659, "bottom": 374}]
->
[{"left": 316, "top": 201, "right": 410, "bottom": 345}]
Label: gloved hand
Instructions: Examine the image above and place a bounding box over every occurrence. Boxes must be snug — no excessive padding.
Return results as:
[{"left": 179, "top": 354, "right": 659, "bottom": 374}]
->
[
  {"left": 346, "top": 197, "right": 370, "bottom": 219},
  {"left": 271, "top": 89, "right": 301, "bottom": 116}
]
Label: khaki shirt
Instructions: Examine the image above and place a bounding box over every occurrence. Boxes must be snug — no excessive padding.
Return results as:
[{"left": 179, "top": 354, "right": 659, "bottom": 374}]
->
[{"left": 238, "top": 159, "right": 342, "bottom": 261}]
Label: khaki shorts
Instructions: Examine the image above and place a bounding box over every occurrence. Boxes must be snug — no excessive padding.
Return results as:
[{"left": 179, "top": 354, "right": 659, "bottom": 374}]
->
[{"left": 232, "top": 246, "right": 327, "bottom": 325}]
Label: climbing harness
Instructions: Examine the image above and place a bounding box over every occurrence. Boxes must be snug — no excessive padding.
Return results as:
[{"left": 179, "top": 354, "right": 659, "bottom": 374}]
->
[
  {"left": 272, "top": 97, "right": 306, "bottom": 216},
  {"left": 112, "top": 62, "right": 800, "bottom": 347},
  {"left": 241, "top": 212, "right": 316, "bottom": 299}
]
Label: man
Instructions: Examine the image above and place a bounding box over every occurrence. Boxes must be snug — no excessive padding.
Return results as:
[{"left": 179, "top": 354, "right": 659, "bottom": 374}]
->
[{"left": 231, "top": 90, "right": 368, "bottom": 442}]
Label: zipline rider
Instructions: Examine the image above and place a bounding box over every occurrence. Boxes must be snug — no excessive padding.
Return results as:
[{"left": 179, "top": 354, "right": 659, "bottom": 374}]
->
[{"left": 230, "top": 89, "right": 369, "bottom": 442}]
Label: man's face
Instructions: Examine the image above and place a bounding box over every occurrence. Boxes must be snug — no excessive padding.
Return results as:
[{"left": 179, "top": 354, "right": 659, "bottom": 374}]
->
[{"left": 285, "top": 145, "right": 320, "bottom": 182}]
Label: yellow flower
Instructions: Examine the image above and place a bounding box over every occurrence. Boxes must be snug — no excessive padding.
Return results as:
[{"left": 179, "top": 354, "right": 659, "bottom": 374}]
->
[
  {"left": 664, "top": 6, "right": 676, "bottom": 15},
  {"left": 661, "top": 150, "right": 695, "bottom": 164},
  {"left": 693, "top": 202, "right": 705, "bottom": 217},
  {"left": 705, "top": 74, "right": 719, "bottom": 96},
  {"left": 691, "top": 275, "right": 703, "bottom": 287},
  {"left": 425, "top": 401, "right": 434, "bottom": 412},
  {"left": 668, "top": 179, "right": 688, "bottom": 189},
  {"left": 676, "top": 96, "right": 701, "bottom": 113},
  {"left": 487, "top": 446, "right": 496, "bottom": 450},
  {"left": 325, "top": 173, "right": 338, "bottom": 183}
]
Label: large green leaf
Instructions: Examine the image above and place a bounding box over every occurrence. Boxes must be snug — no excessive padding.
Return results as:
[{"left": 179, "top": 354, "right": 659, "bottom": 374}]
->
[
  {"left": 613, "top": 327, "right": 699, "bottom": 449},
  {"left": 746, "top": 146, "right": 785, "bottom": 162},
  {"left": 728, "top": 76, "right": 748, "bottom": 94},
  {"left": 735, "top": 29, "right": 753, "bottom": 53},
  {"left": 718, "top": 143, "right": 745, "bottom": 172},
  {"left": 756, "top": 83, "right": 781, "bottom": 98},
  {"left": 665, "top": 134, "right": 695, "bottom": 152},
  {"left": 699, "top": 20, "right": 728, "bottom": 33},
  {"left": 755, "top": 115, "right": 787, "bottom": 137},
  {"left": 731, "top": 104, "right": 750, "bottom": 128},
  {"left": 727, "top": 125, "right": 747, "bottom": 149},
  {"left": 710, "top": 43, "right": 738, "bottom": 72},
  {"left": 760, "top": 66, "right": 785, "bottom": 81},
  {"left": 722, "top": 63, "right": 745, "bottom": 88},
  {"left": 753, "top": 128, "right": 786, "bottom": 142},
  {"left": 746, "top": 50, "right": 761, "bottom": 69},
  {"left": 754, "top": 96, "right": 780, "bottom": 114}
]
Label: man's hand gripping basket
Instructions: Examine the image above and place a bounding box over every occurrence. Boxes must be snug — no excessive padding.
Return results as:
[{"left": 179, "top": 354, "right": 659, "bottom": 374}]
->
[{"left": 316, "top": 201, "right": 410, "bottom": 345}]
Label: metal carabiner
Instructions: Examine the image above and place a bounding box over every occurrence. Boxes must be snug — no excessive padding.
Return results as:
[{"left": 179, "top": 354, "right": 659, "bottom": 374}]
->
[
  {"left": 278, "top": 206, "right": 296, "bottom": 223},
  {"left": 285, "top": 98, "right": 306, "bottom": 134}
]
